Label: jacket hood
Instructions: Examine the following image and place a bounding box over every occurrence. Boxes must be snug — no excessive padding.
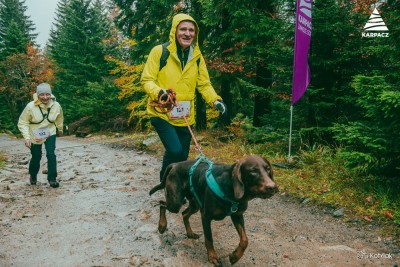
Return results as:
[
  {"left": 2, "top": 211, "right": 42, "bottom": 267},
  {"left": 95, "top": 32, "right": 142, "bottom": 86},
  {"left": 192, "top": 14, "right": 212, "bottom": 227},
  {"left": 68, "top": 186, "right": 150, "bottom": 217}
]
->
[
  {"left": 169, "top": 13, "right": 199, "bottom": 52},
  {"left": 33, "top": 93, "right": 56, "bottom": 106}
]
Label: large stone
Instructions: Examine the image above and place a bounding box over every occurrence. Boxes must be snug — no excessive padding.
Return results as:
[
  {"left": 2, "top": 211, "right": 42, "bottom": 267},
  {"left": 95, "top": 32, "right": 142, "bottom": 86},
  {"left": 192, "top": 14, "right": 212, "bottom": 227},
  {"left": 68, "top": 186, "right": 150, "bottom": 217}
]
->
[
  {"left": 142, "top": 136, "right": 160, "bottom": 147},
  {"left": 333, "top": 208, "right": 345, "bottom": 217}
]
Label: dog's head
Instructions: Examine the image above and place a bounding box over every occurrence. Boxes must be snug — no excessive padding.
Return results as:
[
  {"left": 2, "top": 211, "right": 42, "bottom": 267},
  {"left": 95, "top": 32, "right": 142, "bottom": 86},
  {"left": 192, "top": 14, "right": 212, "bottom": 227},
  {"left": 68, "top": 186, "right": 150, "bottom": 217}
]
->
[{"left": 232, "top": 155, "right": 278, "bottom": 200}]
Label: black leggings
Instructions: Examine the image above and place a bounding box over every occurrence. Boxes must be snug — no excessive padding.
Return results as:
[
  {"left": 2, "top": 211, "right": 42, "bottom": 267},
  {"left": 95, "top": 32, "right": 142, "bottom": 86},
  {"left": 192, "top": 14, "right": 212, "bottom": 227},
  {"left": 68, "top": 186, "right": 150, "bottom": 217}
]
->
[
  {"left": 29, "top": 135, "right": 57, "bottom": 182},
  {"left": 150, "top": 117, "right": 192, "bottom": 181}
]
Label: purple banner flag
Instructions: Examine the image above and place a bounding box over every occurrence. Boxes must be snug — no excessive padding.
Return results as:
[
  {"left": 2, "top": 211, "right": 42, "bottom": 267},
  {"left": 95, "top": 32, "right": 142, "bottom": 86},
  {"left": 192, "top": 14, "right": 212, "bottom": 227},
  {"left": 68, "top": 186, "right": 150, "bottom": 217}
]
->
[{"left": 291, "top": 0, "right": 312, "bottom": 105}]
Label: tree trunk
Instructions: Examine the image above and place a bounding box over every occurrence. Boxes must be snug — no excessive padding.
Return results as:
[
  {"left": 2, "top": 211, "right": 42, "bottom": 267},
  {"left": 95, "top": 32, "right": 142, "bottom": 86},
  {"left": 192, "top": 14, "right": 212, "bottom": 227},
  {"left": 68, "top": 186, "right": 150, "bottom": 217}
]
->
[
  {"left": 220, "top": 74, "right": 231, "bottom": 125},
  {"left": 253, "top": 65, "right": 272, "bottom": 127}
]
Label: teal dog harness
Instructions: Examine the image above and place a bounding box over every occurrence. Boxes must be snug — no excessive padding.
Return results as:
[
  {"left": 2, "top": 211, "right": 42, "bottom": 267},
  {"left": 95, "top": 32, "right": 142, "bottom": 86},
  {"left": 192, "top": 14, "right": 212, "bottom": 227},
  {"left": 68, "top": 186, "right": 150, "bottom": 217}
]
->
[{"left": 189, "top": 156, "right": 239, "bottom": 214}]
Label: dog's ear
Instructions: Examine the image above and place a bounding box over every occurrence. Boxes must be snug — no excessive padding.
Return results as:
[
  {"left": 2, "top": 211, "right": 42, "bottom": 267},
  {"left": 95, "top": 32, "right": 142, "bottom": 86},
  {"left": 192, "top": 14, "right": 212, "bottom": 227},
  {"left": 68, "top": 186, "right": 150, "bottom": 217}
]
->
[
  {"left": 232, "top": 161, "right": 244, "bottom": 200},
  {"left": 263, "top": 157, "right": 274, "bottom": 179}
]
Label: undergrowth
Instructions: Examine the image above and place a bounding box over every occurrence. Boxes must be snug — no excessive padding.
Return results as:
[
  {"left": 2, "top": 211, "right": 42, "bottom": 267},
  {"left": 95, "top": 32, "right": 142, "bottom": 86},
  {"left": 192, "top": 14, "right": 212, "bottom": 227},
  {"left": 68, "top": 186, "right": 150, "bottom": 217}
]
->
[
  {"left": 285, "top": 145, "right": 399, "bottom": 232},
  {"left": 0, "top": 153, "right": 6, "bottom": 169}
]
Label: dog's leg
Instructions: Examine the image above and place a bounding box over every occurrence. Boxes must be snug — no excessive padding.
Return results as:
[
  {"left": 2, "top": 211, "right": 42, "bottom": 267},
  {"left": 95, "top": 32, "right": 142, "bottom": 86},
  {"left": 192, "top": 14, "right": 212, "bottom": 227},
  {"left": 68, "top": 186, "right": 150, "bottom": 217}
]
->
[
  {"left": 158, "top": 200, "right": 167, "bottom": 234},
  {"left": 229, "top": 213, "right": 248, "bottom": 264},
  {"left": 202, "top": 215, "right": 220, "bottom": 266},
  {"left": 182, "top": 199, "right": 200, "bottom": 239}
]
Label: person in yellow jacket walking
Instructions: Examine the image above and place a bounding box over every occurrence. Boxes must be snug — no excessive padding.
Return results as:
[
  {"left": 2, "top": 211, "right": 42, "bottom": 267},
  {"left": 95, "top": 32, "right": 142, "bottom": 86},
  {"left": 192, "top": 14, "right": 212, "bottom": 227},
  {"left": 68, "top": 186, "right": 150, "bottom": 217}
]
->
[
  {"left": 141, "top": 13, "right": 227, "bottom": 181},
  {"left": 18, "top": 83, "right": 64, "bottom": 188}
]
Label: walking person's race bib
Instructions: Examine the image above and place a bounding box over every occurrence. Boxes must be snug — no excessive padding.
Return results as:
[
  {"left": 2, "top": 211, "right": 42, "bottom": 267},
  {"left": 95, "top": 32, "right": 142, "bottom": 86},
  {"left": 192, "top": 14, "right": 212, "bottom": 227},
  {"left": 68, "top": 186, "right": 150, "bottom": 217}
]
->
[
  {"left": 33, "top": 128, "right": 50, "bottom": 140},
  {"left": 170, "top": 101, "right": 190, "bottom": 119}
]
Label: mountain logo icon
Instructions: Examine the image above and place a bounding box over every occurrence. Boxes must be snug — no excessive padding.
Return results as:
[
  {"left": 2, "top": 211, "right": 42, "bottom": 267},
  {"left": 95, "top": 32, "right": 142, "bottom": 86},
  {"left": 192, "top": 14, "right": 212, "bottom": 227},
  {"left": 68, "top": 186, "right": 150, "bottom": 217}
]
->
[{"left": 363, "top": 8, "right": 389, "bottom": 32}]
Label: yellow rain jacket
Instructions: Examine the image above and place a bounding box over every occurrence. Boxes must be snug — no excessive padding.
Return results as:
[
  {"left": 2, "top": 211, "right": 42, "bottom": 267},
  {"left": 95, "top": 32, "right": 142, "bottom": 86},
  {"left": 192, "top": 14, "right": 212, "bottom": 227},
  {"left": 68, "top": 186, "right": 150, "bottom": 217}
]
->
[
  {"left": 141, "top": 13, "right": 222, "bottom": 126},
  {"left": 18, "top": 93, "right": 64, "bottom": 144}
]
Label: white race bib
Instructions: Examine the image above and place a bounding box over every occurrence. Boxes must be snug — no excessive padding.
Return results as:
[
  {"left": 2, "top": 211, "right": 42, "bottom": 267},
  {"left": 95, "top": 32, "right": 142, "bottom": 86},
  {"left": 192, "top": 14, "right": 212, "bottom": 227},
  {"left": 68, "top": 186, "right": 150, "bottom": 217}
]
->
[
  {"left": 33, "top": 128, "right": 50, "bottom": 140},
  {"left": 170, "top": 101, "right": 190, "bottom": 119}
]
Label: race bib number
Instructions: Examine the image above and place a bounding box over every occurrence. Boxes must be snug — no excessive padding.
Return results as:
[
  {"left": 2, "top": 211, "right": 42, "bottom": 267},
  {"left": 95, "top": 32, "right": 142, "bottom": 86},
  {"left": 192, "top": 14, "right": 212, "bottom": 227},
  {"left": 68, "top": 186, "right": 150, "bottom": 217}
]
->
[
  {"left": 33, "top": 128, "right": 50, "bottom": 140},
  {"left": 170, "top": 101, "right": 190, "bottom": 119}
]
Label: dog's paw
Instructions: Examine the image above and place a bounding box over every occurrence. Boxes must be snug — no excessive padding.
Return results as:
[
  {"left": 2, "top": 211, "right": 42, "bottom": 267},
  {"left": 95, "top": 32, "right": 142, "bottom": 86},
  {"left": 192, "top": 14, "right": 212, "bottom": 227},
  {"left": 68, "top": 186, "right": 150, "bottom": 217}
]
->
[
  {"left": 229, "top": 250, "right": 243, "bottom": 265},
  {"left": 208, "top": 256, "right": 221, "bottom": 266},
  {"left": 229, "top": 253, "right": 239, "bottom": 264},
  {"left": 158, "top": 224, "right": 167, "bottom": 234},
  {"left": 186, "top": 232, "right": 200, "bottom": 239}
]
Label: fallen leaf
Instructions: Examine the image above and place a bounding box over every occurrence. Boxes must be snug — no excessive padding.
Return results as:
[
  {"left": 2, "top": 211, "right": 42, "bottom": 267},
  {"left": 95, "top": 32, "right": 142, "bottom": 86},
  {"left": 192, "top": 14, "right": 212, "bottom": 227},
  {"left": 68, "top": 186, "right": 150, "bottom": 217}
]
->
[
  {"left": 384, "top": 210, "right": 394, "bottom": 220},
  {"left": 364, "top": 216, "right": 372, "bottom": 222}
]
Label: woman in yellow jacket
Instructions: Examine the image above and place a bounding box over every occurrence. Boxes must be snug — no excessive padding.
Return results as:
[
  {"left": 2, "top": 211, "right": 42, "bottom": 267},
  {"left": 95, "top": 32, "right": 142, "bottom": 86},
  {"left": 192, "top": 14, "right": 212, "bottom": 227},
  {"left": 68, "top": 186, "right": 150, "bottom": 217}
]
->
[
  {"left": 18, "top": 83, "right": 64, "bottom": 188},
  {"left": 141, "top": 13, "right": 227, "bottom": 181}
]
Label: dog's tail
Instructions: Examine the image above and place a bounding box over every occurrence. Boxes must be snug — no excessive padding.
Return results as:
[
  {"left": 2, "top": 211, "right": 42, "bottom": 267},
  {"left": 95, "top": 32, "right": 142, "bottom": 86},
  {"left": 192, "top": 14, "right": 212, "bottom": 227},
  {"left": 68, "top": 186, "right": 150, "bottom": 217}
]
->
[
  {"left": 149, "top": 183, "right": 164, "bottom": 196},
  {"left": 149, "top": 163, "right": 174, "bottom": 196}
]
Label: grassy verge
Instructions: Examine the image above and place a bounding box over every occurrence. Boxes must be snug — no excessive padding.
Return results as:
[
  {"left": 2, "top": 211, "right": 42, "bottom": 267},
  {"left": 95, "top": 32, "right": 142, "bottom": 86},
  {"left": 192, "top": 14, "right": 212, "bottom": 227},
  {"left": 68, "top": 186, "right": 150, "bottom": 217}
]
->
[
  {"left": 0, "top": 152, "right": 6, "bottom": 169},
  {"left": 279, "top": 145, "right": 399, "bottom": 239}
]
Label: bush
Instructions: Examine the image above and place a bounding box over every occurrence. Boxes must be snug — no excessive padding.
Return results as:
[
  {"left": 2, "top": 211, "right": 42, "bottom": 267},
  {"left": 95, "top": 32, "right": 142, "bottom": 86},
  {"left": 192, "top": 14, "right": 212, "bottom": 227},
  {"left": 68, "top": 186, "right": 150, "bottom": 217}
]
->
[{"left": 332, "top": 75, "right": 400, "bottom": 180}]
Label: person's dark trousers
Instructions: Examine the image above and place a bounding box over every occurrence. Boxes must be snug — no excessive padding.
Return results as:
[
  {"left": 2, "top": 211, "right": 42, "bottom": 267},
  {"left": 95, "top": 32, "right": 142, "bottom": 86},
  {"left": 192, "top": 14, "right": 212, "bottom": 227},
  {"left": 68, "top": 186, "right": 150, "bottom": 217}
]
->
[
  {"left": 29, "top": 135, "right": 57, "bottom": 182},
  {"left": 150, "top": 117, "right": 192, "bottom": 181}
]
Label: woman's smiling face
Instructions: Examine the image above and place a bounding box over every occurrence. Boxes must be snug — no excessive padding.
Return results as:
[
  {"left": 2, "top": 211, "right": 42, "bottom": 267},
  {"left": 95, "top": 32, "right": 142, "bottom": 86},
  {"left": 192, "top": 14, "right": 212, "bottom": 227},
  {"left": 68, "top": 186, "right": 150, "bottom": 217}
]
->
[
  {"left": 38, "top": 93, "right": 51, "bottom": 104},
  {"left": 176, "top": 21, "right": 195, "bottom": 50}
]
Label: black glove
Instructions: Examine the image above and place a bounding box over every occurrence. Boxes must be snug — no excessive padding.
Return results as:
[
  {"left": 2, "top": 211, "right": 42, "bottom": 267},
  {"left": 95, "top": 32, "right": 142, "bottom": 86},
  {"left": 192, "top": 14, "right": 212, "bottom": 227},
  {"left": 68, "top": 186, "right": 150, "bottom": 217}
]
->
[
  {"left": 214, "top": 100, "right": 226, "bottom": 114},
  {"left": 158, "top": 89, "right": 168, "bottom": 102},
  {"left": 214, "top": 100, "right": 229, "bottom": 123}
]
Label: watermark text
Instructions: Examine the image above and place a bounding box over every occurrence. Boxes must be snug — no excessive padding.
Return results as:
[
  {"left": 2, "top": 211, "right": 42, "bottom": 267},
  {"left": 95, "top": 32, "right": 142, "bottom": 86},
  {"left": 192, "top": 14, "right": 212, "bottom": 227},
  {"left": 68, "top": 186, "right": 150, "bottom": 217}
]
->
[{"left": 358, "top": 250, "right": 393, "bottom": 260}]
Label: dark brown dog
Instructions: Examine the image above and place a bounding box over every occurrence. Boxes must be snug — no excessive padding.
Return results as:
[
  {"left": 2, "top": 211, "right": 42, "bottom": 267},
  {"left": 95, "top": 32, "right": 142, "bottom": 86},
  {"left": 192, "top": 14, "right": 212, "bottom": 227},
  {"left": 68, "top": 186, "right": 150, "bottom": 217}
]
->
[{"left": 149, "top": 155, "right": 278, "bottom": 265}]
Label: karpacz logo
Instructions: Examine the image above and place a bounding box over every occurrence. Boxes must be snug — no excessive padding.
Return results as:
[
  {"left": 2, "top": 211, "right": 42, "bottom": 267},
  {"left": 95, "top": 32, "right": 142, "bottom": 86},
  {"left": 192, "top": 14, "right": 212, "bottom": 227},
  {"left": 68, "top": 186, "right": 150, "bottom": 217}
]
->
[
  {"left": 362, "top": 32, "right": 389, "bottom": 38},
  {"left": 362, "top": 8, "right": 389, "bottom": 38}
]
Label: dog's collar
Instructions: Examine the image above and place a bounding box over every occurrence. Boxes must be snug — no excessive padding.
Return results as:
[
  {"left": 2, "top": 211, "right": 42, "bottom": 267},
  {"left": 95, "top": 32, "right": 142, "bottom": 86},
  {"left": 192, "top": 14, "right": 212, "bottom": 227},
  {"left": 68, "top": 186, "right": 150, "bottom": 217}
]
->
[{"left": 189, "top": 156, "right": 239, "bottom": 214}]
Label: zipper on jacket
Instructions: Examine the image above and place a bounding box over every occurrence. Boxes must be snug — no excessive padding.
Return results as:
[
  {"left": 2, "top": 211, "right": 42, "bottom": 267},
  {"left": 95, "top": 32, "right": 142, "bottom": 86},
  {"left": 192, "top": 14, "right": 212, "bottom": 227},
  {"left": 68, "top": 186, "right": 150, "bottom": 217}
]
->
[
  {"left": 177, "top": 46, "right": 190, "bottom": 71},
  {"left": 181, "top": 50, "right": 186, "bottom": 70}
]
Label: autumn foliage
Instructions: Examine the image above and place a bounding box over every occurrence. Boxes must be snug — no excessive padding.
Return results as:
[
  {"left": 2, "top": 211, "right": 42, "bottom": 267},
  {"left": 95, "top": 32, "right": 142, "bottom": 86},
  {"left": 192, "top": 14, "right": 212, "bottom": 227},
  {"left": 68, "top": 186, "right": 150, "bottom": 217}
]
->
[
  {"left": 0, "top": 44, "right": 55, "bottom": 125},
  {"left": 350, "top": 0, "right": 380, "bottom": 13}
]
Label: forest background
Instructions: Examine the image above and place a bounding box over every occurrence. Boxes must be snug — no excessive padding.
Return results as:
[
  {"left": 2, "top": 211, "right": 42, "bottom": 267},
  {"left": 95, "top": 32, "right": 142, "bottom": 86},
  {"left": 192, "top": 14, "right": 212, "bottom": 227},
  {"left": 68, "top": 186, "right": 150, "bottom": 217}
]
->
[{"left": 0, "top": 0, "right": 399, "bottom": 237}]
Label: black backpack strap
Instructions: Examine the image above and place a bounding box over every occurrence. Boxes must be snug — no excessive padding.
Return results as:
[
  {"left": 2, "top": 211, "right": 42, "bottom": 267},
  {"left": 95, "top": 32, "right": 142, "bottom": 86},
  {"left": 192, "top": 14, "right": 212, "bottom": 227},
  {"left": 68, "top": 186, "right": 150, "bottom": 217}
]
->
[
  {"left": 29, "top": 106, "right": 54, "bottom": 124},
  {"left": 46, "top": 107, "right": 55, "bottom": 123},
  {"left": 159, "top": 41, "right": 170, "bottom": 71},
  {"left": 196, "top": 57, "right": 200, "bottom": 71}
]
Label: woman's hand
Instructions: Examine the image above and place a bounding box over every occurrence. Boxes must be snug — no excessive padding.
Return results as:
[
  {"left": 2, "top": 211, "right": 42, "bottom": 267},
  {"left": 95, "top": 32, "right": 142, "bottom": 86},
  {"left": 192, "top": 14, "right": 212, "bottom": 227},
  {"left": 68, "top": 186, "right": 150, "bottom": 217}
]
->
[{"left": 24, "top": 139, "right": 32, "bottom": 149}]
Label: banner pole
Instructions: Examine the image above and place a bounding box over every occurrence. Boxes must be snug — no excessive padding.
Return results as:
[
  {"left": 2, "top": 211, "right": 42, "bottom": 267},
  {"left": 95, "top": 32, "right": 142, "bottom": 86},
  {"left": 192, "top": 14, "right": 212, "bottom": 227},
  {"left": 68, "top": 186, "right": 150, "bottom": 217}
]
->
[{"left": 288, "top": 105, "right": 293, "bottom": 162}]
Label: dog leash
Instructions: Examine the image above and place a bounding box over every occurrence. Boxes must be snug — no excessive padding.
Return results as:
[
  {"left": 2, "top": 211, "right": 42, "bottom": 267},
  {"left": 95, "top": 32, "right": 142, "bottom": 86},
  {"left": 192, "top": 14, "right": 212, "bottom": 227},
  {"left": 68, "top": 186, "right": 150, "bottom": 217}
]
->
[
  {"left": 157, "top": 89, "right": 238, "bottom": 213},
  {"left": 156, "top": 89, "right": 203, "bottom": 155},
  {"left": 148, "top": 89, "right": 177, "bottom": 114},
  {"left": 174, "top": 105, "right": 203, "bottom": 155}
]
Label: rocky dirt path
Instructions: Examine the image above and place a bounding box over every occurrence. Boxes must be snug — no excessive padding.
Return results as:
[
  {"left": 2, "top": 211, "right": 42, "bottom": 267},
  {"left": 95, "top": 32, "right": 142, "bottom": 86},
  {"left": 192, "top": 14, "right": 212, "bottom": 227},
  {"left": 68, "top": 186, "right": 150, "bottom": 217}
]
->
[{"left": 0, "top": 134, "right": 398, "bottom": 267}]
